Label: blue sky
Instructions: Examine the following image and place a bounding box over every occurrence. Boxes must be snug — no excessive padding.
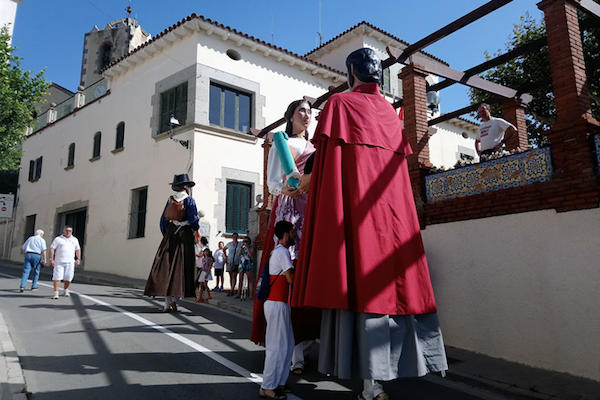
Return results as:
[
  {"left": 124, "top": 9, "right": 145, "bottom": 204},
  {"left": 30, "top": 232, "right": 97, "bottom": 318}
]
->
[{"left": 11, "top": 0, "right": 545, "bottom": 118}]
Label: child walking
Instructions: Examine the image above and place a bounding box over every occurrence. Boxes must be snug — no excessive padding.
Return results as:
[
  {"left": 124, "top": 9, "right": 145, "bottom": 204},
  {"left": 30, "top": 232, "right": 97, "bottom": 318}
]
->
[{"left": 196, "top": 248, "right": 213, "bottom": 302}]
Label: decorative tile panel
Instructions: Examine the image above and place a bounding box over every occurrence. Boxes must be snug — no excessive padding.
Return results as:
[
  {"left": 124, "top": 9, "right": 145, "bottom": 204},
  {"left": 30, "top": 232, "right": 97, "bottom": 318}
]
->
[
  {"left": 594, "top": 134, "right": 600, "bottom": 172},
  {"left": 425, "top": 147, "right": 553, "bottom": 203}
]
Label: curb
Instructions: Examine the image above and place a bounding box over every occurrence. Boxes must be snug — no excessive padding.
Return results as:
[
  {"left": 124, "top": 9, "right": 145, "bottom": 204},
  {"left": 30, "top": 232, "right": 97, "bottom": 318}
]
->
[{"left": 0, "top": 312, "right": 28, "bottom": 400}]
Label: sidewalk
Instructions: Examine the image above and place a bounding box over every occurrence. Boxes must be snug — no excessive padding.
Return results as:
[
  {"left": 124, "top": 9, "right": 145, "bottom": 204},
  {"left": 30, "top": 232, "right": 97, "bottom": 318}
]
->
[{"left": 1, "top": 259, "right": 599, "bottom": 400}]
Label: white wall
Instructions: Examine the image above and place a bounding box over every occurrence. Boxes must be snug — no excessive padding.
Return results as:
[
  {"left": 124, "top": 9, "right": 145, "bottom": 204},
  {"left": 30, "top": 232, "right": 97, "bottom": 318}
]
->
[
  {"left": 429, "top": 120, "right": 479, "bottom": 168},
  {"left": 0, "top": 0, "right": 21, "bottom": 42},
  {"left": 422, "top": 208, "right": 600, "bottom": 380}
]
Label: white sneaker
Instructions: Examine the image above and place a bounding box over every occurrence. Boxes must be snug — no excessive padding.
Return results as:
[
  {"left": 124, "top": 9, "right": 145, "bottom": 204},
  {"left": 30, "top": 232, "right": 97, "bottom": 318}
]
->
[
  {"left": 52, "top": 292, "right": 59, "bottom": 299},
  {"left": 64, "top": 289, "right": 70, "bottom": 297}
]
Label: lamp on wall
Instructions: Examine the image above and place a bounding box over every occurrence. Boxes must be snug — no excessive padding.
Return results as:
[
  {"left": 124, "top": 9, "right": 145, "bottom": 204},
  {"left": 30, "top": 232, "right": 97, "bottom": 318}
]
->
[
  {"left": 168, "top": 114, "right": 189, "bottom": 149},
  {"left": 425, "top": 76, "right": 440, "bottom": 117}
]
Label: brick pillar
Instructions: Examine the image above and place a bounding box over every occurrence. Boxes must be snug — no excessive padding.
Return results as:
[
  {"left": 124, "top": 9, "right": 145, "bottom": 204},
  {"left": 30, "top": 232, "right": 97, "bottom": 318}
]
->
[
  {"left": 254, "top": 138, "right": 273, "bottom": 250},
  {"left": 538, "top": 0, "right": 599, "bottom": 129},
  {"left": 501, "top": 98, "right": 529, "bottom": 151},
  {"left": 537, "top": 0, "right": 600, "bottom": 212},
  {"left": 400, "top": 64, "right": 430, "bottom": 227}
]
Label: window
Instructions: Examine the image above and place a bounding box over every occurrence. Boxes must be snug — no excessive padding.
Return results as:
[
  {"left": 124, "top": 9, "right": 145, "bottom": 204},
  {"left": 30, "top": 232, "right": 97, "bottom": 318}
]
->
[
  {"left": 209, "top": 83, "right": 251, "bottom": 133},
  {"left": 92, "top": 132, "right": 101, "bottom": 158},
  {"left": 159, "top": 82, "right": 188, "bottom": 133},
  {"left": 99, "top": 42, "right": 112, "bottom": 70},
  {"left": 24, "top": 214, "right": 36, "bottom": 241},
  {"left": 225, "top": 181, "right": 251, "bottom": 234},
  {"left": 115, "top": 122, "right": 125, "bottom": 149},
  {"left": 128, "top": 186, "right": 148, "bottom": 238},
  {"left": 382, "top": 68, "right": 391, "bottom": 93},
  {"left": 34, "top": 157, "right": 42, "bottom": 180},
  {"left": 28, "top": 157, "right": 42, "bottom": 181},
  {"left": 397, "top": 76, "right": 403, "bottom": 98},
  {"left": 28, "top": 160, "right": 35, "bottom": 182},
  {"left": 67, "top": 143, "right": 75, "bottom": 167}
]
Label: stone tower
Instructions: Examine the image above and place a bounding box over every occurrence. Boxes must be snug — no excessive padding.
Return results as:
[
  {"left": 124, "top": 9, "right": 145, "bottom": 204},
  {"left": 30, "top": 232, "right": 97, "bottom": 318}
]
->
[{"left": 79, "top": 16, "right": 151, "bottom": 87}]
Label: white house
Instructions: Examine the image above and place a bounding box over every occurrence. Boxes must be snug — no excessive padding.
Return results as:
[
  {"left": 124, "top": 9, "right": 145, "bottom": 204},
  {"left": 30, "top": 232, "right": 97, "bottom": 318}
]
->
[
  {"left": 8, "top": 15, "right": 477, "bottom": 280},
  {"left": 0, "top": 0, "right": 22, "bottom": 43}
]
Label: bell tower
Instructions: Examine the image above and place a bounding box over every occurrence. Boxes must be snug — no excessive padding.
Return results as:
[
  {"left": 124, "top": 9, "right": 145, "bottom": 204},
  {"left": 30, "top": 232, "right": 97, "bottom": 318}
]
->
[{"left": 79, "top": 5, "right": 151, "bottom": 87}]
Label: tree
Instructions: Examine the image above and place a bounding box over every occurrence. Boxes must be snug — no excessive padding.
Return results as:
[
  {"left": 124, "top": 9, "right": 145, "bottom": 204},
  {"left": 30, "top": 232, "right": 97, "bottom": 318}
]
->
[
  {"left": 0, "top": 26, "right": 48, "bottom": 171},
  {"left": 470, "top": 12, "right": 599, "bottom": 147}
]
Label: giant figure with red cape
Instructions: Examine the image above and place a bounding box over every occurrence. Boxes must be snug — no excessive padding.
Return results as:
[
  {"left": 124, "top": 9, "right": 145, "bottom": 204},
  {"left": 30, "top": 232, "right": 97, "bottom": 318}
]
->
[{"left": 291, "top": 48, "right": 447, "bottom": 400}]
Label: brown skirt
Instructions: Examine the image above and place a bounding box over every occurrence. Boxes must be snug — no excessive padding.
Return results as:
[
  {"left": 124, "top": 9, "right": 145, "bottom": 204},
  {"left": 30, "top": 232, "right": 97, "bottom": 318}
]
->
[{"left": 144, "top": 223, "right": 196, "bottom": 298}]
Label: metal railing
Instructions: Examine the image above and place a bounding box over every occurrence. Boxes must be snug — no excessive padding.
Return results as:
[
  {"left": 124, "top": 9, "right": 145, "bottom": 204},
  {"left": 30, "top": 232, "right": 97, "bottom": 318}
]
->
[{"left": 28, "top": 78, "right": 108, "bottom": 135}]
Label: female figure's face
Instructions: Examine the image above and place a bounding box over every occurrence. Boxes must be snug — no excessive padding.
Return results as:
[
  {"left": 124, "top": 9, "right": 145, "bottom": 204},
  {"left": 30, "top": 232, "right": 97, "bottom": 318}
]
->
[{"left": 292, "top": 102, "right": 312, "bottom": 135}]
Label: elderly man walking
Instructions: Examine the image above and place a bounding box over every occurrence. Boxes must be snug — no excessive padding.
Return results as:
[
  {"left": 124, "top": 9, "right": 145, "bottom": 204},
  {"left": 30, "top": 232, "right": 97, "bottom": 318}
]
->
[
  {"left": 20, "top": 229, "right": 47, "bottom": 292},
  {"left": 50, "top": 225, "right": 81, "bottom": 299}
]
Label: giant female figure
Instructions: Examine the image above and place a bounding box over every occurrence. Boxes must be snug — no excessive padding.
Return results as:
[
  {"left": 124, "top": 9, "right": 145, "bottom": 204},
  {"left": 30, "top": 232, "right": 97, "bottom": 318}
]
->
[{"left": 251, "top": 99, "right": 318, "bottom": 345}]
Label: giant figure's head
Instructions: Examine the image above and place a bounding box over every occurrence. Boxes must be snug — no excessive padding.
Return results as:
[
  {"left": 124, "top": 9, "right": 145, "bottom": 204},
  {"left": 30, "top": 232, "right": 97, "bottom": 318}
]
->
[{"left": 345, "top": 48, "right": 382, "bottom": 88}]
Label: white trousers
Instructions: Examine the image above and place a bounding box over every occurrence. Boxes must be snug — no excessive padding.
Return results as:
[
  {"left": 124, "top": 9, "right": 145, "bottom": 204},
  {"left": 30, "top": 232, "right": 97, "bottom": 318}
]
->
[
  {"left": 262, "top": 300, "right": 294, "bottom": 390},
  {"left": 291, "top": 340, "right": 314, "bottom": 370},
  {"left": 164, "top": 296, "right": 178, "bottom": 310},
  {"left": 362, "top": 379, "right": 384, "bottom": 399}
]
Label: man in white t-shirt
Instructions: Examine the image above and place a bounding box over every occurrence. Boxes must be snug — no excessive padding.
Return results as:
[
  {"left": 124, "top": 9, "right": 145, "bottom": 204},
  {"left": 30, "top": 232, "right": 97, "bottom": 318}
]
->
[
  {"left": 260, "top": 220, "right": 295, "bottom": 399},
  {"left": 475, "top": 103, "right": 517, "bottom": 156},
  {"left": 213, "top": 241, "right": 226, "bottom": 291},
  {"left": 49, "top": 226, "right": 81, "bottom": 299}
]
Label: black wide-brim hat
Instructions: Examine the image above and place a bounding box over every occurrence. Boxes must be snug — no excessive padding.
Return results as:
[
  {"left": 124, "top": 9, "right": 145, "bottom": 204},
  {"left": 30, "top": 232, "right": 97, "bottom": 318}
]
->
[{"left": 170, "top": 173, "right": 195, "bottom": 187}]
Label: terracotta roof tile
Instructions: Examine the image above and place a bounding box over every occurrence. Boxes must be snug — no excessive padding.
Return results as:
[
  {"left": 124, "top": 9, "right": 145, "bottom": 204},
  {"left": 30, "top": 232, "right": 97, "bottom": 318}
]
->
[{"left": 102, "top": 14, "right": 345, "bottom": 76}]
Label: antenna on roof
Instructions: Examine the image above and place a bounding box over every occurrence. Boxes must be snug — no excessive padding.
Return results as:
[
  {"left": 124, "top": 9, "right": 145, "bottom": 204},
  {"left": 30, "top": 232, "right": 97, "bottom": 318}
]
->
[
  {"left": 318, "top": 0, "right": 323, "bottom": 46},
  {"left": 126, "top": 0, "right": 132, "bottom": 19}
]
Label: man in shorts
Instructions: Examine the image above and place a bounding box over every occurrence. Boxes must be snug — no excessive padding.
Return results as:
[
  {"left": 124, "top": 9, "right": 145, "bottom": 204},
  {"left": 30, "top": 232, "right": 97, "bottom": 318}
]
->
[{"left": 49, "top": 225, "right": 81, "bottom": 299}]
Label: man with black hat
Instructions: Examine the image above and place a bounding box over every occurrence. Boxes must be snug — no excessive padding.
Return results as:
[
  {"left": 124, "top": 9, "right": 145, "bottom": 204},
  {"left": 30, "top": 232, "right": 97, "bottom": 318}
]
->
[
  {"left": 144, "top": 173, "right": 199, "bottom": 312},
  {"left": 291, "top": 48, "right": 447, "bottom": 399}
]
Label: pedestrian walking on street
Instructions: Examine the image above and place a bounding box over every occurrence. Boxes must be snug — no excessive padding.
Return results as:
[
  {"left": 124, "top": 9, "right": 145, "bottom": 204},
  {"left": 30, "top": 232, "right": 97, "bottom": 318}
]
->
[
  {"left": 19, "top": 229, "right": 47, "bottom": 292},
  {"left": 144, "top": 173, "right": 199, "bottom": 312},
  {"left": 49, "top": 226, "right": 81, "bottom": 299}
]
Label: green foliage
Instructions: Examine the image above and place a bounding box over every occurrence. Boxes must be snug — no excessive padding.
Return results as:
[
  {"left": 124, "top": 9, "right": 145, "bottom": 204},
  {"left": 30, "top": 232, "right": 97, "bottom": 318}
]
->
[
  {"left": 0, "top": 26, "right": 48, "bottom": 171},
  {"left": 470, "top": 12, "right": 599, "bottom": 147}
]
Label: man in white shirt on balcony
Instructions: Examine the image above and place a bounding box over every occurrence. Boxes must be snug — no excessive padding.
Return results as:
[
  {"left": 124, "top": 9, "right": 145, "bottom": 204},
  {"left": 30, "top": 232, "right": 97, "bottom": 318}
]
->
[{"left": 475, "top": 103, "right": 517, "bottom": 157}]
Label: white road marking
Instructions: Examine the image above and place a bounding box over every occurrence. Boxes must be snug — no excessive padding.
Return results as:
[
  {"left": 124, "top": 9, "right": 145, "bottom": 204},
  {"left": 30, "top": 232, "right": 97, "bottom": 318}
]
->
[{"left": 0, "top": 272, "right": 303, "bottom": 399}]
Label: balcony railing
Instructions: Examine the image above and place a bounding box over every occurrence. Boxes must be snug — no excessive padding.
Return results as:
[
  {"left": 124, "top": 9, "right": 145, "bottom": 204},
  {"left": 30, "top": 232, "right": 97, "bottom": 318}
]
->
[{"left": 28, "top": 78, "right": 108, "bottom": 135}]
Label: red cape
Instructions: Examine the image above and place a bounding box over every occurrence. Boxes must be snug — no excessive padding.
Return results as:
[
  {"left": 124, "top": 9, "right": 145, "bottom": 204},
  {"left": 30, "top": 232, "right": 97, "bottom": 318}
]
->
[{"left": 290, "top": 83, "right": 437, "bottom": 315}]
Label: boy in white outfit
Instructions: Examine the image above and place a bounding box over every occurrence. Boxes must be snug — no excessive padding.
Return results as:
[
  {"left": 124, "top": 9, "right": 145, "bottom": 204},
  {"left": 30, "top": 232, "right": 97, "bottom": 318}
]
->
[{"left": 260, "top": 221, "right": 295, "bottom": 400}]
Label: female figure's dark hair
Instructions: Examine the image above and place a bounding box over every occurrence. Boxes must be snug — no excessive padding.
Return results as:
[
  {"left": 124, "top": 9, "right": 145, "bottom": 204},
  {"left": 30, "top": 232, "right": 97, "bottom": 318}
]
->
[
  {"left": 200, "top": 236, "right": 209, "bottom": 246},
  {"left": 345, "top": 48, "right": 382, "bottom": 87},
  {"left": 284, "top": 99, "right": 312, "bottom": 140}
]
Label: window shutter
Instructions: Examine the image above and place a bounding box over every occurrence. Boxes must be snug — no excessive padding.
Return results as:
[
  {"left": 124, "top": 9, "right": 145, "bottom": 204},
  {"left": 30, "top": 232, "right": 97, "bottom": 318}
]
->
[
  {"left": 35, "top": 157, "right": 42, "bottom": 180},
  {"left": 28, "top": 160, "right": 35, "bottom": 181},
  {"left": 116, "top": 122, "right": 125, "bottom": 149}
]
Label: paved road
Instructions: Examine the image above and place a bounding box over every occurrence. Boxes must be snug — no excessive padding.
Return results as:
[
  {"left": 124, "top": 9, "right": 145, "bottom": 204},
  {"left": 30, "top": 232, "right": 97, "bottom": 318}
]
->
[{"left": 0, "top": 269, "right": 502, "bottom": 400}]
